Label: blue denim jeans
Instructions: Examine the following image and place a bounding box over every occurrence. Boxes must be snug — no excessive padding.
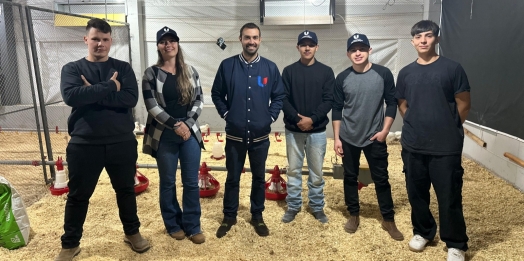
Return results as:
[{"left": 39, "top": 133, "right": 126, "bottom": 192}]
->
[
  {"left": 156, "top": 130, "right": 202, "bottom": 236},
  {"left": 223, "top": 138, "right": 269, "bottom": 219},
  {"left": 285, "top": 130, "right": 326, "bottom": 212}
]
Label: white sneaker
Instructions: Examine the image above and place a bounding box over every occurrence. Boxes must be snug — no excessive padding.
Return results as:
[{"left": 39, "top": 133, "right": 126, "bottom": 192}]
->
[
  {"left": 447, "top": 248, "right": 465, "bottom": 261},
  {"left": 408, "top": 234, "right": 430, "bottom": 252}
]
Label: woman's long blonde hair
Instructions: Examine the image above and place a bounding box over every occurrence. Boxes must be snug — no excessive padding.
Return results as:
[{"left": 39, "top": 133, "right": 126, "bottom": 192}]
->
[{"left": 156, "top": 44, "right": 193, "bottom": 106}]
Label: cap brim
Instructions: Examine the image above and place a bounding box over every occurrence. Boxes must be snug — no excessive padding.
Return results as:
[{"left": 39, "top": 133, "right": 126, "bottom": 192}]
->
[
  {"left": 347, "top": 42, "right": 370, "bottom": 51},
  {"left": 297, "top": 39, "right": 318, "bottom": 45},
  {"left": 158, "top": 33, "right": 179, "bottom": 43}
]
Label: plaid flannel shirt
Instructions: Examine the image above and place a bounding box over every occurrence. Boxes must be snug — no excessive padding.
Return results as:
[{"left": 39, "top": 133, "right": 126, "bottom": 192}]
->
[{"left": 142, "top": 65, "right": 204, "bottom": 158}]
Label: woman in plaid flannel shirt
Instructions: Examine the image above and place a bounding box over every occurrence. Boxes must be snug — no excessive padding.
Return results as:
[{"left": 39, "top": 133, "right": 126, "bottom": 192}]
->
[{"left": 142, "top": 26, "right": 205, "bottom": 244}]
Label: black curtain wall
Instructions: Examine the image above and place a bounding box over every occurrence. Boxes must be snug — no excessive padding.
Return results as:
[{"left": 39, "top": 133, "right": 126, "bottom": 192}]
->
[{"left": 440, "top": 0, "right": 524, "bottom": 139}]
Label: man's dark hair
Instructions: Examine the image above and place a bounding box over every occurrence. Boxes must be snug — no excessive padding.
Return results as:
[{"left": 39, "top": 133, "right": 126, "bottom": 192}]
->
[
  {"left": 410, "top": 20, "right": 439, "bottom": 36},
  {"left": 86, "top": 18, "right": 112, "bottom": 34},
  {"left": 239, "top": 22, "right": 260, "bottom": 38}
]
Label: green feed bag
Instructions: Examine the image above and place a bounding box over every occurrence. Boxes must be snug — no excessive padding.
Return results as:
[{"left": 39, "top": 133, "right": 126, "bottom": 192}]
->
[{"left": 0, "top": 176, "right": 30, "bottom": 250}]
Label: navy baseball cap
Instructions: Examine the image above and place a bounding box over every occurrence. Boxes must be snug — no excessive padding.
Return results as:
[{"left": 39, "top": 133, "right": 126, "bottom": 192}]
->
[
  {"left": 157, "top": 26, "right": 179, "bottom": 44},
  {"left": 297, "top": 30, "right": 318, "bottom": 45},
  {"left": 347, "top": 33, "right": 370, "bottom": 50}
]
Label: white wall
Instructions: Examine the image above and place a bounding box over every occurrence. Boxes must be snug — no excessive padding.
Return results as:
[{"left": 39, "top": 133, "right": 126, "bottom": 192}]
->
[{"left": 463, "top": 121, "right": 524, "bottom": 192}]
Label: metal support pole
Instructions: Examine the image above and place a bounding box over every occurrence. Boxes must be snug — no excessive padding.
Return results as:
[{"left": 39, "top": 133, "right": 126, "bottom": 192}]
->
[
  {"left": 25, "top": 6, "right": 55, "bottom": 183},
  {"left": 0, "top": 161, "right": 334, "bottom": 176},
  {"left": 19, "top": 5, "right": 49, "bottom": 184}
]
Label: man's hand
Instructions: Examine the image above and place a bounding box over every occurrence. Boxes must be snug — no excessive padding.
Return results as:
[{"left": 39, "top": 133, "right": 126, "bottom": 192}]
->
[
  {"left": 334, "top": 139, "right": 344, "bottom": 157},
  {"left": 370, "top": 130, "right": 388, "bottom": 142},
  {"left": 174, "top": 121, "right": 191, "bottom": 141},
  {"left": 297, "top": 113, "right": 313, "bottom": 131},
  {"left": 110, "top": 72, "right": 121, "bottom": 91},
  {"left": 80, "top": 75, "right": 91, "bottom": 86}
]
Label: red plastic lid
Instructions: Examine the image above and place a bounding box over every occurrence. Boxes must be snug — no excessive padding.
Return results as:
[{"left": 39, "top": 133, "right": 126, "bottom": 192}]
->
[
  {"left": 56, "top": 156, "right": 64, "bottom": 171},
  {"left": 199, "top": 162, "right": 211, "bottom": 174}
]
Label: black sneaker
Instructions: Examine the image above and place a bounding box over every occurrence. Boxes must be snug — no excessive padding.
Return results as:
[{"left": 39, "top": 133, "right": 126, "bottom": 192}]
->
[
  {"left": 250, "top": 218, "right": 269, "bottom": 237},
  {"left": 216, "top": 218, "right": 237, "bottom": 238}
]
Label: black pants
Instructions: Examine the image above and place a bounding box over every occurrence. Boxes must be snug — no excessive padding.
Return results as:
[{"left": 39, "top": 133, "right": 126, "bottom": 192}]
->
[
  {"left": 341, "top": 139, "right": 395, "bottom": 221},
  {"left": 223, "top": 139, "right": 269, "bottom": 220},
  {"left": 61, "top": 139, "right": 140, "bottom": 248},
  {"left": 401, "top": 149, "right": 468, "bottom": 251}
]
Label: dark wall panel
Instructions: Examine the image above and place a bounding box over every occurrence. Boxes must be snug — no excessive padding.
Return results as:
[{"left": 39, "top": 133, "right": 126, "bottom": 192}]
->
[{"left": 440, "top": 0, "right": 524, "bottom": 139}]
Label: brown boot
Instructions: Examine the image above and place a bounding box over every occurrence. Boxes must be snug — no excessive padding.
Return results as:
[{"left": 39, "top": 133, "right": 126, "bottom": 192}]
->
[
  {"left": 381, "top": 220, "right": 404, "bottom": 241},
  {"left": 124, "top": 232, "right": 150, "bottom": 253},
  {"left": 169, "top": 230, "right": 186, "bottom": 240},
  {"left": 54, "top": 246, "right": 80, "bottom": 261},
  {"left": 189, "top": 233, "right": 206, "bottom": 244},
  {"left": 344, "top": 215, "right": 360, "bottom": 233}
]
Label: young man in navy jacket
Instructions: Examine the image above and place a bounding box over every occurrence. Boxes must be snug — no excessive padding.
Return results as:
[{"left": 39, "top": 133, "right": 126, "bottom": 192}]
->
[{"left": 211, "top": 22, "right": 285, "bottom": 238}]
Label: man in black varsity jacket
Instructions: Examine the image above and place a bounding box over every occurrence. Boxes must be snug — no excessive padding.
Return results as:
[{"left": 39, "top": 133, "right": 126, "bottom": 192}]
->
[
  {"left": 211, "top": 22, "right": 285, "bottom": 238},
  {"left": 280, "top": 30, "right": 334, "bottom": 224},
  {"left": 55, "top": 18, "right": 149, "bottom": 261}
]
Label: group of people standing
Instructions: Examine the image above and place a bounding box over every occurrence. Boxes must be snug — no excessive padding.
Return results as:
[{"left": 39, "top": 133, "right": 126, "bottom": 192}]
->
[{"left": 55, "top": 18, "right": 470, "bottom": 261}]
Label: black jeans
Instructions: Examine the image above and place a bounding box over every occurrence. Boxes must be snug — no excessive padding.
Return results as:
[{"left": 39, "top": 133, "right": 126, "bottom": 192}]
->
[
  {"left": 223, "top": 138, "right": 269, "bottom": 220},
  {"left": 341, "top": 139, "right": 395, "bottom": 221},
  {"left": 61, "top": 139, "right": 140, "bottom": 248},
  {"left": 401, "top": 149, "right": 468, "bottom": 251}
]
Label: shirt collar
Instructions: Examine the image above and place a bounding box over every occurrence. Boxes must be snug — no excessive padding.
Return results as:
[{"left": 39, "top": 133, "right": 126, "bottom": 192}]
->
[{"left": 239, "top": 53, "right": 260, "bottom": 64}]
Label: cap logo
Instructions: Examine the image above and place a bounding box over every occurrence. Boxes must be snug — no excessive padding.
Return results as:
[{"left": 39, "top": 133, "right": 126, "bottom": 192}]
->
[
  {"left": 354, "top": 34, "right": 359, "bottom": 39},
  {"left": 164, "top": 28, "right": 169, "bottom": 32},
  {"left": 304, "top": 31, "right": 309, "bottom": 35}
]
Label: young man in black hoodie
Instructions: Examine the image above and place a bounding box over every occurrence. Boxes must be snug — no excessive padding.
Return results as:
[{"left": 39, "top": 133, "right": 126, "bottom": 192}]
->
[
  {"left": 55, "top": 18, "right": 149, "bottom": 261},
  {"left": 280, "top": 30, "right": 334, "bottom": 224}
]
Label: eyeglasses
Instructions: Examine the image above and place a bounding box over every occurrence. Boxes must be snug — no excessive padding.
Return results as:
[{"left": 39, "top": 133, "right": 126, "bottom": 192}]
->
[
  {"left": 299, "top": 43, "right": 317, "bottom": 48},
  {"left": 158, "top": 39, "right": 178, "bottom": 45}
]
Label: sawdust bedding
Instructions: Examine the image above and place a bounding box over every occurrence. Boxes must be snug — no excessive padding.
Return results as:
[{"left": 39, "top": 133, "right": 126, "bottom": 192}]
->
[{"left": 1, "top": 134, "right": 524, "bottom": 260}]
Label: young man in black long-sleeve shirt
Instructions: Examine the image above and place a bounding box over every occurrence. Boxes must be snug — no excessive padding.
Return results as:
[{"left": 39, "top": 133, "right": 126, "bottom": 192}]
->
[
  {"left": 55, "top": 18, "right": 149, "bottom": 261},
  {"left": 281, "top": 30, "right": 335, "bottom": 224}
]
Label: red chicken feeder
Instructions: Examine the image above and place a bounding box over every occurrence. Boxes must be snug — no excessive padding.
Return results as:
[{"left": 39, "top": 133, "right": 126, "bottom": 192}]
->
[
  {"left": 199, "top": 179, "right": 220, "bottom": 198},
  {"left": 49, "top": 185, "right": 69, "bottom": 196},
  {"left": 358, "top": 181, "right": 368, "bottom": 190},
  {"left": 265, "top": 182, "right": 287, "bottom": 201},
  {"left": 265, "top": 165, "right": 288, "bottom": 201},
  {"left": 198, "top": 162, "right": 221, "bottom": 198},
  {"left": 134, "top": 171, "right": 149, "bottom": 194}
]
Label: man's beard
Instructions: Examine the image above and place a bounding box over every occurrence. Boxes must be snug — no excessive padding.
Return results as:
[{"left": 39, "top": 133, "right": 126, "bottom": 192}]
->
[{"left": 243, "top": 44, "right": 258, "bottom": 55}]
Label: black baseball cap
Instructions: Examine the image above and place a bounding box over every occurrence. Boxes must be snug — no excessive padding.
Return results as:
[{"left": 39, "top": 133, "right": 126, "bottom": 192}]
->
[
  {"left": 297, "top": 30, "right": 318, "bottom": 45},
  {"left": 157, "top": 26, "right": 179, "bottom": 44},
  {"left": 347, "top": 33, "right": 370, "bottom": 51}
]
